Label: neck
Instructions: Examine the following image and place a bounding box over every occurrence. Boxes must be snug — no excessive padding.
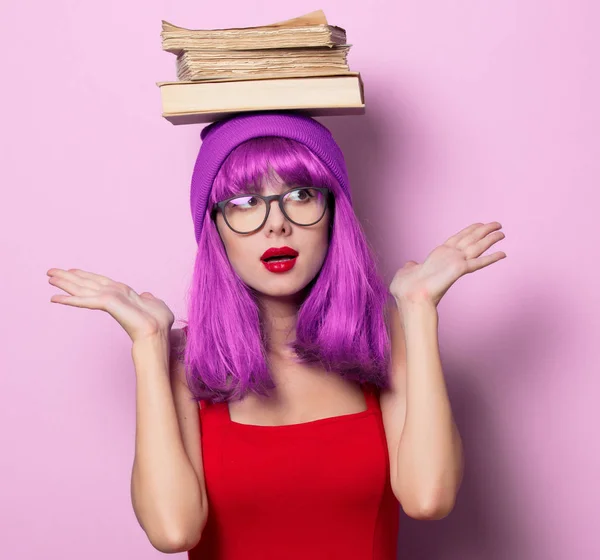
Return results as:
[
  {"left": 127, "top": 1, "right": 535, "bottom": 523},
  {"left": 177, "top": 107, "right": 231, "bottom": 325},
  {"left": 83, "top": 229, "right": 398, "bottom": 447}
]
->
[{"left": 256, "top": 291, "right": 305, "bottom": 357}]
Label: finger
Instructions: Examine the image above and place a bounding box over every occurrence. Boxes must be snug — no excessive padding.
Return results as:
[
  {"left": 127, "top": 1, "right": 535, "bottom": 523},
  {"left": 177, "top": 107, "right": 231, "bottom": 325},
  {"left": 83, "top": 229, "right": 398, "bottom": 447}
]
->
[
  {"left": 466, "top": 251, "right": 507, "bottom": 273},
  {"left": 48, "top": 275, "right": 97, "bottom": 297},
  {"left": 444, "top": 223, "right": 484, "bottom": 247},
  {"left": 48, "top": 268, "right": 101, "bottom": 290},
  {"left": 456, "top": 222, "right": 502, "bottom": 251},
  {"left": 139, "top": 292, "right": 156, "bottom": 299},
  {"left": 67, "top": 268, "right": 114, "bottom": 286},
  {"left": 464, "top": 230, "right": 505, "bottom": 259},
  {"left": 47, "top": 268, "right": 112, "bottom": 287},
  {"left": 50, "top": 294, "right": 105, "bottom": 309}
]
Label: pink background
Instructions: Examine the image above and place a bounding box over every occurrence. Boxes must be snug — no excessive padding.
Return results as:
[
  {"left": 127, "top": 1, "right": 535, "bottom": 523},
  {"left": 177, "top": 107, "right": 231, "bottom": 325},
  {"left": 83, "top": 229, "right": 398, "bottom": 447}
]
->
[{"left": 1, "top": 0, "right": 598, "bottom": 558}]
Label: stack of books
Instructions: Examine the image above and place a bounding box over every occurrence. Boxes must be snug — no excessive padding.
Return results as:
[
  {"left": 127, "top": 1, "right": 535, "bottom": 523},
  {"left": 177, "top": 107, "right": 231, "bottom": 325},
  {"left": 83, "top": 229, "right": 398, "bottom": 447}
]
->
[{"left": 157, "top": 10, "right": 365, "bottom": 125}]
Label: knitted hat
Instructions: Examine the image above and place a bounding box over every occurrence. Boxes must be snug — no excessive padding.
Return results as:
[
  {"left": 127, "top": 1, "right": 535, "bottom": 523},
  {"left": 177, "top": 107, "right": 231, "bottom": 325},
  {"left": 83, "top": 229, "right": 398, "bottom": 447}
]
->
[{"left": 190, "top": 111, "right": 352, "bottom": 244}]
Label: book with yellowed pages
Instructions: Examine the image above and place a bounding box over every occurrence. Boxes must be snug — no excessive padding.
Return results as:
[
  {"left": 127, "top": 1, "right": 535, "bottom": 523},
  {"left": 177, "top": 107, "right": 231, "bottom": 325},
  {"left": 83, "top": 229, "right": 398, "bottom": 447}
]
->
[
  {"left": 157, "top": 73, "right": 365, "bottom": 125},
  {"left": 161, "top": 9, "right": 346, "bottom": 53},
  {"left": 175, "top": 45, "right": 352, "bottom": 82}
]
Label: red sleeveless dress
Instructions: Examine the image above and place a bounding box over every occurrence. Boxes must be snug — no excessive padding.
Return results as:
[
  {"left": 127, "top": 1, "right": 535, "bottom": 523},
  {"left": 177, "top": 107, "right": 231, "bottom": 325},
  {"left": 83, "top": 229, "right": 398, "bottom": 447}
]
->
[{"left": 187, "top": 383, "right": 400, "bottom": 559}]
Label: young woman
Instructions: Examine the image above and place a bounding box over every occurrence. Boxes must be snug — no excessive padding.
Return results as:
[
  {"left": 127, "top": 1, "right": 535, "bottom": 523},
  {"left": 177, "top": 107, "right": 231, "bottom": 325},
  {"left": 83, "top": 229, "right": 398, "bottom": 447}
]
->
[{"left": 47, "top": 112, "right": 505, "bottom": 559}]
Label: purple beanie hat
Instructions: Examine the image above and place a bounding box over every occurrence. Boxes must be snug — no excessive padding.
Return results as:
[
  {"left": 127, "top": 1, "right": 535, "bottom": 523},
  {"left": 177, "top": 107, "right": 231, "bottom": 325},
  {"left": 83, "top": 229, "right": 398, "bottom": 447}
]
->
[{"left": 190, "top": 111, "right": 352, "bottom": 244}]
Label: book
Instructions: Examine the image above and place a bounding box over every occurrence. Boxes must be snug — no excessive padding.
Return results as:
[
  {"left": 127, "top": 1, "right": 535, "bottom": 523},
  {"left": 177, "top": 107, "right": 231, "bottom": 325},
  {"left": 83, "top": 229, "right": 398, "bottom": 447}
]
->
[
  {"left": 161, "top": 10, "right": 346, "bottom": 54},
  {"left": 175, "top": 45, "right": 352, "bottom": 82},
  {"left": 157, "top": 10, "right": 364, "bottom": 125},
  {"left": 157, "top": 73, "right": 365, "bottom": 125}
]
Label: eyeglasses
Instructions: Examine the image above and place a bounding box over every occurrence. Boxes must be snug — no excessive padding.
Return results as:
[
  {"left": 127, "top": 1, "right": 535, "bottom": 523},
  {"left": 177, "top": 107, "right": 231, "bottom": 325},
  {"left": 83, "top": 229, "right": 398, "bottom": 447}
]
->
[{"left": 211, "top": 186, "right": 331, "bottom": 234}]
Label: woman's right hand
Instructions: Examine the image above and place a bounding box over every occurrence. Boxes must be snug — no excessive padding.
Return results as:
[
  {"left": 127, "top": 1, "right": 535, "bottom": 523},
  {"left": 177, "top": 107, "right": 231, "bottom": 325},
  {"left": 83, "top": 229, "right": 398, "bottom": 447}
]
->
[{"left": 47, "top": 268, "right": 175, "bottom": 344}]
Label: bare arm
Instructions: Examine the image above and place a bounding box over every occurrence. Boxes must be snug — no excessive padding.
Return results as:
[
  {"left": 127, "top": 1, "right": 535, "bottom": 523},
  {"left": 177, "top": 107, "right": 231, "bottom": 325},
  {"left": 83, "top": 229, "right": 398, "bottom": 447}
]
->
[
  {"left": 45, "top": 269, "right": 208, "bottom": 551},
  {"left": 130, "top": 329, "right": 208, "bottom": 552},
  {"left": 380, "top": 298, "right": 464, "bottom": 520},
  {"left": 380, "top": 221, "right": 506, "bottom": 518}
]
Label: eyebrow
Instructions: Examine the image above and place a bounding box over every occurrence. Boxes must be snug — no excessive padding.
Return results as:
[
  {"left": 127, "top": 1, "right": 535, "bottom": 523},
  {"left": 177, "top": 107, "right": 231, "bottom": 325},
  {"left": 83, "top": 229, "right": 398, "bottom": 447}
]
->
[{"left": 245, "top": 181, "right": 299, "bottom": 193}]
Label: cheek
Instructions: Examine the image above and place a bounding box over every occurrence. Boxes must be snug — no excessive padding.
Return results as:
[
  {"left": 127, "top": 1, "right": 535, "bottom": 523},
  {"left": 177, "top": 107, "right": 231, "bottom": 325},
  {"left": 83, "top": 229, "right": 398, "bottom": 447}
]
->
[
  {"left": 219, "top": 232, "right": 250, "bottom": 275},
  {"left": 216, "top": 211, "right": 332, "bottom": 288},
  {"left": 308, "top": 218, "right": 331, "bottom": 271},
  {"left": 217, "top": 220, "right": 242, "bottom": 263},
  {"left": 216, "top": 226, "right": 266, "bottom": 289},
  {"left": 226, "top": 249, "right": 256, "bottom": 286},
  {"left": 315, "top": 238, "right": 330, "bottom": 270}
]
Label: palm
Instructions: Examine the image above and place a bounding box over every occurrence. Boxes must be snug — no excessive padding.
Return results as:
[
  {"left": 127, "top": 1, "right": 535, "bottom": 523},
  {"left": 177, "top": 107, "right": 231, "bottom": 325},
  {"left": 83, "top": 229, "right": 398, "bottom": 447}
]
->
[
  {"left": 47, "top": 268, "right": 174, "bottom": 342},
  {"left": 390, "top": 222, "right": 506, "bottom": 306},
  {"left": 396, "top": 246, "right": 467, "bottom": 302},
  {"left": 107, "top": 285, "right": 174, "bottom": 333}
]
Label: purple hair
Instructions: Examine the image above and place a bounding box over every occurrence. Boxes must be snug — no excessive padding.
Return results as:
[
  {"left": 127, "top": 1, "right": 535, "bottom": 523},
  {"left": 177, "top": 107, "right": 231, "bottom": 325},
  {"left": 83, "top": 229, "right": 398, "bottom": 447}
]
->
[{"left": 178, "top": 136, "right": 391, "bottom": 403}]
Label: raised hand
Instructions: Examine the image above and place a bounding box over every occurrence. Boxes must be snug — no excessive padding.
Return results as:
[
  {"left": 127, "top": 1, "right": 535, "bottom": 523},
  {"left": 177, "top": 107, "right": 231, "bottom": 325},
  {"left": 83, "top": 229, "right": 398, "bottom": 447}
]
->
[
  {"left": 389, "top": 221, "right": 507, "bottom": 307},
  {"left": 47, "top": 268, "right": 175, "bottom": 343}
]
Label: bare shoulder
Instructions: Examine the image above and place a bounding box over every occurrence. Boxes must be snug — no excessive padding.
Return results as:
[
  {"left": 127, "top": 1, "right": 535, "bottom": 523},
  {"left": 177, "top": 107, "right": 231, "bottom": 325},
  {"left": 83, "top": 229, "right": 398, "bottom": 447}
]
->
[
  {"left": 168, "top": 327, "right": 188, "bottom": 383},
  {"left": 169, "top": 325, "right": 187, "bottom": 347},
  {"left": 168, "top": 326, "right": 196, "bottom": 403}
]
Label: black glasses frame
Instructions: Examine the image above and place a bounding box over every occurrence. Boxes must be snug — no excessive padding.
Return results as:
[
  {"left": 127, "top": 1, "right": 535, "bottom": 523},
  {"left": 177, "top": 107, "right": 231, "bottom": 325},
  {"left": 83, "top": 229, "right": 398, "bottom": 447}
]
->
[{"left": 211, "top": 186, "right": 332, "bottom": 234}]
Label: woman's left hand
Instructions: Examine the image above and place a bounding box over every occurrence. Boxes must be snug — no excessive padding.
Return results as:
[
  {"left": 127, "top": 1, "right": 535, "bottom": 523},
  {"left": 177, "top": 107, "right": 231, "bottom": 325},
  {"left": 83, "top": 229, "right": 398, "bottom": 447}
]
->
[{"left": 389, "top": 221, "right": 507, "bottom": 307}]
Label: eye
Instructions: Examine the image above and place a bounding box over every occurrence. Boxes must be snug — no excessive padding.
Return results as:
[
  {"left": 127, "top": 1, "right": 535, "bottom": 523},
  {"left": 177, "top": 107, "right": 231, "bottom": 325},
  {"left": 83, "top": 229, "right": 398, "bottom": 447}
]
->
[
  {"left": 227, "top": 195, "right": 259, "bottom": 209},
  {"left": 287, "top": 188, "right": 316, "bottom": 202}
]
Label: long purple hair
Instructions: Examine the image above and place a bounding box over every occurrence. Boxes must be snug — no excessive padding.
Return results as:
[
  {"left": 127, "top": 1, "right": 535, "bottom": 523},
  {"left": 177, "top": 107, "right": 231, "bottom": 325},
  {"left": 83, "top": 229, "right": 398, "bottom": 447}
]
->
[{"left": 177, "top": 136, "right": 391, "bottom": 403}]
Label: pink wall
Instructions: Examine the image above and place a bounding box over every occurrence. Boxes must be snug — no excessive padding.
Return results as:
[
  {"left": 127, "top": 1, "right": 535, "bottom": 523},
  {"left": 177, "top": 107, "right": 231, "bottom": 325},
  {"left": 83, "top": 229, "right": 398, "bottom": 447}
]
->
[{"left": 2, "top": 1, "right": 597, "bottom": 558}]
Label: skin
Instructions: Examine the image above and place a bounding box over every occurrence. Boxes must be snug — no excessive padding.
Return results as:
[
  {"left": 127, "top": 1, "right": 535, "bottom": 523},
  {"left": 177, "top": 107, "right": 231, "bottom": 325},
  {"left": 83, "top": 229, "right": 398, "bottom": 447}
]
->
[
  {"left": 46, "top": 169, "right": 507, "bottom": 525},
  {"left": 381, "top": 221, "right": 506, "bottom": 518},
  {"left": 214, "top": 170, "right": 370, "bottom": 424},
  {"left": 216, "top": 170, "right": 331, "bottom": 302}
]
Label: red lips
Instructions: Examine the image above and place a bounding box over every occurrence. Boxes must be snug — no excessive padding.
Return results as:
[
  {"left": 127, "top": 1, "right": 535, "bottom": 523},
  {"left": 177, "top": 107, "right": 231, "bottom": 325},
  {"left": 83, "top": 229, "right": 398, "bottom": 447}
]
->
[
  {"left": 260, "top": 246, "right": 299, "bottom": 274},
  {"left": 260, "top": 246, "right": 299, "bottom": 261}
]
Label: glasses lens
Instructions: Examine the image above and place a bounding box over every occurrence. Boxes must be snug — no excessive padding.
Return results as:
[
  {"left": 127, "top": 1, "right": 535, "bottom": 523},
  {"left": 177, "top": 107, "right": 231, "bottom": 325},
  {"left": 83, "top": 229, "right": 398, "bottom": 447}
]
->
[
  {"left": 221, "top": 188, "right": 329, "bottom": 233},
  {"left": 283, "top": 188, "right": 327, "bottom": 225},
  {"left": 223, "top": 195, "right": 267, "bottom": 233}
]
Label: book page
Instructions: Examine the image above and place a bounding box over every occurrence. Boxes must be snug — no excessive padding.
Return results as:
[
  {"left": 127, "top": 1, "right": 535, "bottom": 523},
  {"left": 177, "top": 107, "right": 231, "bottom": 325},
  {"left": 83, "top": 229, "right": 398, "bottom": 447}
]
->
[{"left": 162, "top": 9, "right": 328, "bottom": 33}]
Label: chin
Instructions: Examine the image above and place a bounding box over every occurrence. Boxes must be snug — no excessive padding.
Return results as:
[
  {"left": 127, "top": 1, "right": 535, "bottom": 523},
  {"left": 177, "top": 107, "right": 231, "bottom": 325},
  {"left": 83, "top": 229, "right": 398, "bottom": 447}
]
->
[
  {"left": 253, "top": 278, "right": 311, "bottom": 299},
  {"left": 240, "top": 268, "right": 315, "bottom": 299}
]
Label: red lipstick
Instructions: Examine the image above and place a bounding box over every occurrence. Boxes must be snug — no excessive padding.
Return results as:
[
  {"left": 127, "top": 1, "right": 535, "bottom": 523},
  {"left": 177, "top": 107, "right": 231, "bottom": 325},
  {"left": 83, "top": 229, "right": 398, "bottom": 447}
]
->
[{"left": 260, "top": 246, "right": 299, "bottom": 273}]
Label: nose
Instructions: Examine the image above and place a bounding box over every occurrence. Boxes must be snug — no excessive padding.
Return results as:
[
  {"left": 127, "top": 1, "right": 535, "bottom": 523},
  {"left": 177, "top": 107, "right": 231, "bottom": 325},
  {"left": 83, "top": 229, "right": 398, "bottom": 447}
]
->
[{"left": 263, "top": 198, "right": 290, "bottom": 235}]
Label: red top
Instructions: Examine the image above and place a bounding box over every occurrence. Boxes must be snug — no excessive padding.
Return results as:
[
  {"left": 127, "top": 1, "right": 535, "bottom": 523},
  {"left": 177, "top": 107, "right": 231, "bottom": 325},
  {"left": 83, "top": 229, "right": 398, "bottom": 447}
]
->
[{"left": 188, "top": 383, "right": 399, "bottom": 560}]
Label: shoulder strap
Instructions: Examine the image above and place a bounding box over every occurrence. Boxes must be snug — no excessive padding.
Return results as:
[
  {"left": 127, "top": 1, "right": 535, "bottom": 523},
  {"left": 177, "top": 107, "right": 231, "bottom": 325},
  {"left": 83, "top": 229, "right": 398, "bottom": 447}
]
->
[
  {"left": 199, "top": 398, "right": 231, "bottom": 427},
  {"left": 361, "top": 382, "right": 380, "bottom": 411}
]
